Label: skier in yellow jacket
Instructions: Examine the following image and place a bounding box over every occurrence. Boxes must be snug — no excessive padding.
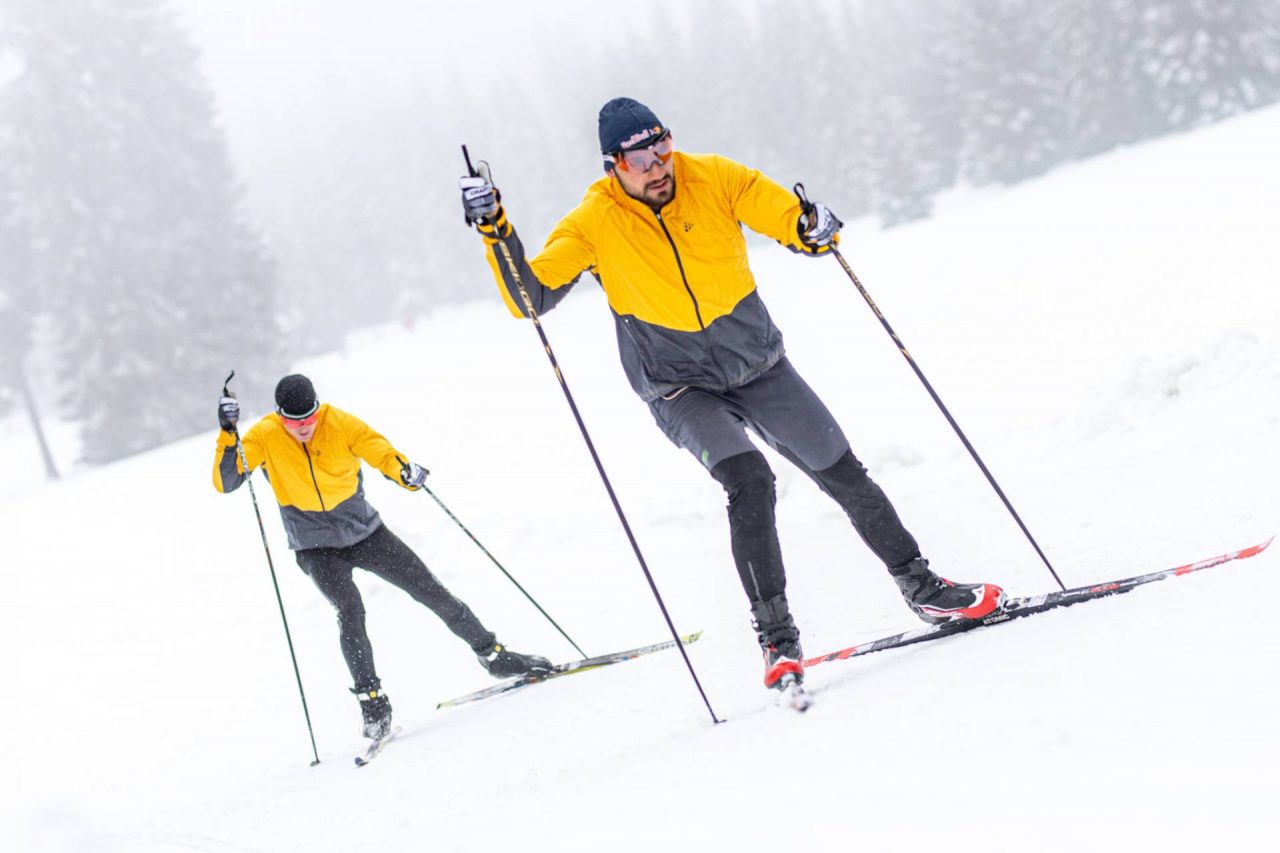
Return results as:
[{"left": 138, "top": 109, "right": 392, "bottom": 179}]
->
[
  {"left": 213, "top": 374, "right": 551, "bottom": 739},
  {"left": 460, "top": 97, "right": 1004, "bottom": 696}
]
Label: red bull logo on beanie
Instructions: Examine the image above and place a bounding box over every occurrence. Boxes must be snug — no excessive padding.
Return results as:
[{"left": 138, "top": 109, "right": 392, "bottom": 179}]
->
[{"left": 619, "top": 126, "right": 664, "bottom": 151}]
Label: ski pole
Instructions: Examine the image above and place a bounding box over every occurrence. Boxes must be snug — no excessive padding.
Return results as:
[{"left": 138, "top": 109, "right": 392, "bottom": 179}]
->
[
  {"left": 462, "top": 146, "right": 722, "bottom": 724},
  {"left": 400, "top": 458, "right": 588, "bottom": 659},
  {"left": 793, "top": 185, "right": 1066, "bottom": 592},
  {"left": 222, "top": 371, "right": 322, "bottom": 765}
]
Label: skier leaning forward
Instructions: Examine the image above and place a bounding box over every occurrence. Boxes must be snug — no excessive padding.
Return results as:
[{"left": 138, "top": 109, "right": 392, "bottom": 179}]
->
[
  {"left": 459, "top": 97, "right": 1005, "bottom": 696},
  {"left": 212, "top": 374, "right": 552, "bottom": 739}
]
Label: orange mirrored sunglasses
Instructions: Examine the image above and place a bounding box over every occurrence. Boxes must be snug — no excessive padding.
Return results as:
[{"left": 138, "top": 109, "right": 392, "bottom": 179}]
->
[
  {"left": 613, "top": 130, "right": 673, "bottom": 173},
  {"left": 279, "top": 411, "right": 318, "bottom": 428}
]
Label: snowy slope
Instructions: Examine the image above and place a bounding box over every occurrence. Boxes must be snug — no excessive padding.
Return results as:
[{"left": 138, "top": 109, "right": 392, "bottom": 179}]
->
[{"left": 4, "top": 106, "right": 1280, "bottom": 852}]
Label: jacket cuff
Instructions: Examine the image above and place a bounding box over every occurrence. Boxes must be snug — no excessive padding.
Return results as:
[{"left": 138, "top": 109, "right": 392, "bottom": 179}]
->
[{"left": 478, "top": 208, "right": 512, "bottom": 244}]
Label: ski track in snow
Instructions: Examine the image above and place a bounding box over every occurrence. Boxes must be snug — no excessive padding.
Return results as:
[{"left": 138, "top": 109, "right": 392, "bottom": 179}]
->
[{"left": 4, "top": 107, "right": 1280, "bottom": 852}]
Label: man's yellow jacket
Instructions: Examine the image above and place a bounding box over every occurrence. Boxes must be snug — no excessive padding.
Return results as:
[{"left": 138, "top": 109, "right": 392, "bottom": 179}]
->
[
  {"left": 478, "top": 151, "right": 825, "bottom": 401},
  {"left": 212, "top": 404, "right": 411, "bottom": 550}
]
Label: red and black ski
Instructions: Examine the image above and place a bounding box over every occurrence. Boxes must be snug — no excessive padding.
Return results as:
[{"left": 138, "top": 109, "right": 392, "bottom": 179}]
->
[{"left": 804, "top": 536, "right": 1273, "bottom": 670}]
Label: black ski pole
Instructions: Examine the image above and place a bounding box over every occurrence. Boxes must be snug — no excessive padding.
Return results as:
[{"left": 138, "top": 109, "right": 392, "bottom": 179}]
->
[
  {"left": 462, "top": 146, "right": 722, "bottom": 724},
  {"left": 400, "top": 458, "right": 588, "bottom": 659},
  {"left": 793, "top": 185, "right": 1066, "bottom": 592},
  {"left": 222, "top": 371, "right": 323, "bottom": 764}
]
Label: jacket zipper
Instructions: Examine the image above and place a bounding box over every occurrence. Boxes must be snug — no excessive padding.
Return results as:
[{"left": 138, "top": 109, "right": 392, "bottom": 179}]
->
[
  {"left": 302, "top": 443, "right": 327, "bottom": 511},
  {"left": 654, "top": 211, "right": 726, "bottom": 378}
]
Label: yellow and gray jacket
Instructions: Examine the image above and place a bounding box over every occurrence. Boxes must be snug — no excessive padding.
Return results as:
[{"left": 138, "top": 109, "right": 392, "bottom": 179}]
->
[
  {"left": 477, "top": 151, "right": 829, "bottom": 402},
  {"left": 211, "top": 404, "right": 411, "bottom": 551}
]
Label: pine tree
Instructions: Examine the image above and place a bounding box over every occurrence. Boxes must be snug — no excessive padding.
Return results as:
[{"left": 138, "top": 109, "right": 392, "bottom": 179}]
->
[
  {"left": 0, "top": 0, "right": 280, "bottom": 463},
  {"left": 756, "top": 0, "right": 867, "bottom": 220},
  {"left": 1041, "top": 0, "right": 1149, "bottom": 161},
  {"left": 857, "top": 2, "right": 965, "bottom": 225},
  {"left": 956, "top": 0, "right": 1071, "bottom": 186},
  {"left": 1137, "top": 0, "right": 1280, "bottom": 132},
  {"left": 1, "top": 8, "right": 38, "bottom": 419}
]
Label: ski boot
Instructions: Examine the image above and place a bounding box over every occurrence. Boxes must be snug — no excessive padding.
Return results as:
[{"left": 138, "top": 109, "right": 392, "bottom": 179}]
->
[
  {"left": 890, "top": 557, "right": 1005, "bottom": 625},
  {"left": 751, "top": 595, "right": 811, "bottom": 711},
  {"left": 751, "top": 594, "right": 805, "bottom": 689},
  {"left": 476, "top": 642, "right": 554, "bottom": 679},
  {"left": 352, "top": 682, "right": 393, "bottom": 740}
]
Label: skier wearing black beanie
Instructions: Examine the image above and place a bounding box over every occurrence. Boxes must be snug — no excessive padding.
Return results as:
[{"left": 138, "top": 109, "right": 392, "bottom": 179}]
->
[
  {"left": 459, "top": 97, "right": 1005, "bottom": 704},
  {"left": 213, "top": 374, "right": 552, "bottom": 741}
]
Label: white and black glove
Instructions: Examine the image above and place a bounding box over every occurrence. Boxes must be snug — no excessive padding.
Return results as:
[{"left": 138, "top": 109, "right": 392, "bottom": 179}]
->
[
  {"left": 798, "top": 202, "right": 842, "bottom": 250},
  {"left": 460, "top": 175, "right": 500, "bottom": 225},
  {"left": 218, "top": 394, "right": 240, "bottom": 433},
  {"left": 399, "top": 460, "right": 429, "bottom": 490}
]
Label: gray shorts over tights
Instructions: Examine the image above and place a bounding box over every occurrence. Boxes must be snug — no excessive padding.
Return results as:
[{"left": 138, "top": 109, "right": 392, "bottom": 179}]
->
[{"left": 647, "top": 357, "right": 850, "bottom": 471}]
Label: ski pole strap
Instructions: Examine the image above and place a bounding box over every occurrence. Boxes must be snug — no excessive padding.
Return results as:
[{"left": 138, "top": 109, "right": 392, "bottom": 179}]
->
[{"left": 792, "top": 182, "right": 814, "bottom": 216}]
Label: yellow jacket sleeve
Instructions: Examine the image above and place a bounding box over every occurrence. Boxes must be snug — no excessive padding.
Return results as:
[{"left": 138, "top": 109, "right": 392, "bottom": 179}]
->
[
  {"left": 716, "top": 154, "right": 834, "bottom": 252},
  {"left": 715, "top": 155, "right": 822, "bottom": 254},
  {"left": 530, "top": 213, "right": 597, "bottom": 292},
  {"left": 482, "top": 205, "right": 597, "bottom": 319},
  {"left": 211, "top": 424, "right": 264, "bottom": 493},
  {"left": 337, "top": 409, "right": 410, "bottom": 488}
]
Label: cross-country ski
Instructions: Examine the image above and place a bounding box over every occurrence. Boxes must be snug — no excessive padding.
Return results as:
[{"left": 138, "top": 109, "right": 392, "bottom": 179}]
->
[
  {"left": 437, "top": 631, "right": 703, "bottom": 709},
  {"left": 804, "top": 538, "right": 1273, "bottom": 671}
]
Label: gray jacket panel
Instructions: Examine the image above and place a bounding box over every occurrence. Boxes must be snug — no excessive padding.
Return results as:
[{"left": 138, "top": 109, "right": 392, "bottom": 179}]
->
[
  {"left": 613, "top": 289, "right": 785, "bottom": 401},
  {"left": 493, "top": 226, "right": 785, "bottom": 401},
  {"left": 279, "top": 471, "right": 383, "bottom": 551}
]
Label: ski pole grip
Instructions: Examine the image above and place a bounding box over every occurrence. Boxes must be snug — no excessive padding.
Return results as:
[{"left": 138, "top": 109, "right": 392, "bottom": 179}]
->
[{"left": 221, "top": 369, "right": 243, "bottom": 438}]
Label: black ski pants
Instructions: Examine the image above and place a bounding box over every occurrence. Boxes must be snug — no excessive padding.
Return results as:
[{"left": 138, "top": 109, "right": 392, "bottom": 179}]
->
[
  {"left": 294, "top": 524, "right": 494, "bottom": 689},
  {"left": 649, "top": 358, "right": 920, "bottom": 604}
]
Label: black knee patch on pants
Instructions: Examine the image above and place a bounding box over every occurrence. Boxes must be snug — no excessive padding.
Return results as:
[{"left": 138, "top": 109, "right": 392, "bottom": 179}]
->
[
  {"left": 711, "top": 449, "right": 776, "bottom": 504},
  {"left": 711, "top": 451, "right": 787, "bottom": 602}
]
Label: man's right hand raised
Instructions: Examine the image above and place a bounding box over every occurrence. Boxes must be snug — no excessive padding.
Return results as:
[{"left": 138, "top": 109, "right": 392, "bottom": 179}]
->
[
  {"left": 460, "top": 175, "right": 501, "bottom": 225},
  {"left": 218, "top": 394, "right": 240, "bottom": 433}
]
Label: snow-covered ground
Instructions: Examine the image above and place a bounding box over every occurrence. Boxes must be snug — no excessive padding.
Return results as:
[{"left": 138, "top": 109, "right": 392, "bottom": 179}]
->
[{"left": 4, "top": 106, "right": 1279, "bottom": 852}]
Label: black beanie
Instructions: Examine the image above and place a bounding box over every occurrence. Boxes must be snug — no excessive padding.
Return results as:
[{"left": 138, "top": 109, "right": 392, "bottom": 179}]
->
[
  {"left": 598, "top": 97, "right": 665, "bottom": 155},
  {"left": 275, "top": 374, "right": 319, "bottom": 419}
]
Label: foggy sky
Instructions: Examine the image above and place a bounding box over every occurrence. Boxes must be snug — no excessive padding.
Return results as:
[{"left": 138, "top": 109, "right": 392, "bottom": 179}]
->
[{"left": 170, "top": 0, "right": 690, "bottom": 197}]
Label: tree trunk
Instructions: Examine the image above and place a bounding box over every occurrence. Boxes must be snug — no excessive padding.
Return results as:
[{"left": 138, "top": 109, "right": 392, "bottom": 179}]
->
[{"left": 18, "top": 361, "right": 59, "bottom": 480}]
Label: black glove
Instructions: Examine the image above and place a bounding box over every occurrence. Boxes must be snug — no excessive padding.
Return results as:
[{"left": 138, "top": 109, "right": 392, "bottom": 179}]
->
[
  {"left": 218, "top": 394, "right": 240, "bottom": 433},
  {"left": 460, "top": 175, "right": 500, "bottom": 225},
  {"left": 399, "top": 460, "right": 429, "bottom": 490},
  {"left": 798, "top": 202, "right": 842, "bottom": 250}
]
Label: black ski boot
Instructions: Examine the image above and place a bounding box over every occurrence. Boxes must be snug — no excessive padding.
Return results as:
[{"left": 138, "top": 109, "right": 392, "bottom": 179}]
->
[
  {"left": 352, "top": 682, "right": 393, "bottom": 740},
  {"left": 476, "top": 642, "right": 554, "bottom": 678},
  {"left": 890, "top": 557, "right": 1005, "bottom": 625},
  {"left": 750, "top": 594, "right": 805, "bottom": 690}
]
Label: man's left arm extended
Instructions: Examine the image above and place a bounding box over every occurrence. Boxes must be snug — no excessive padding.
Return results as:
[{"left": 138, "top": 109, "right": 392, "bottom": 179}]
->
[
  {"left": 341, "top": 410, "right": 422, "bottom": 490},
  {"left": 718, "top": 155, "right": 841, "bottom": 256}
]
